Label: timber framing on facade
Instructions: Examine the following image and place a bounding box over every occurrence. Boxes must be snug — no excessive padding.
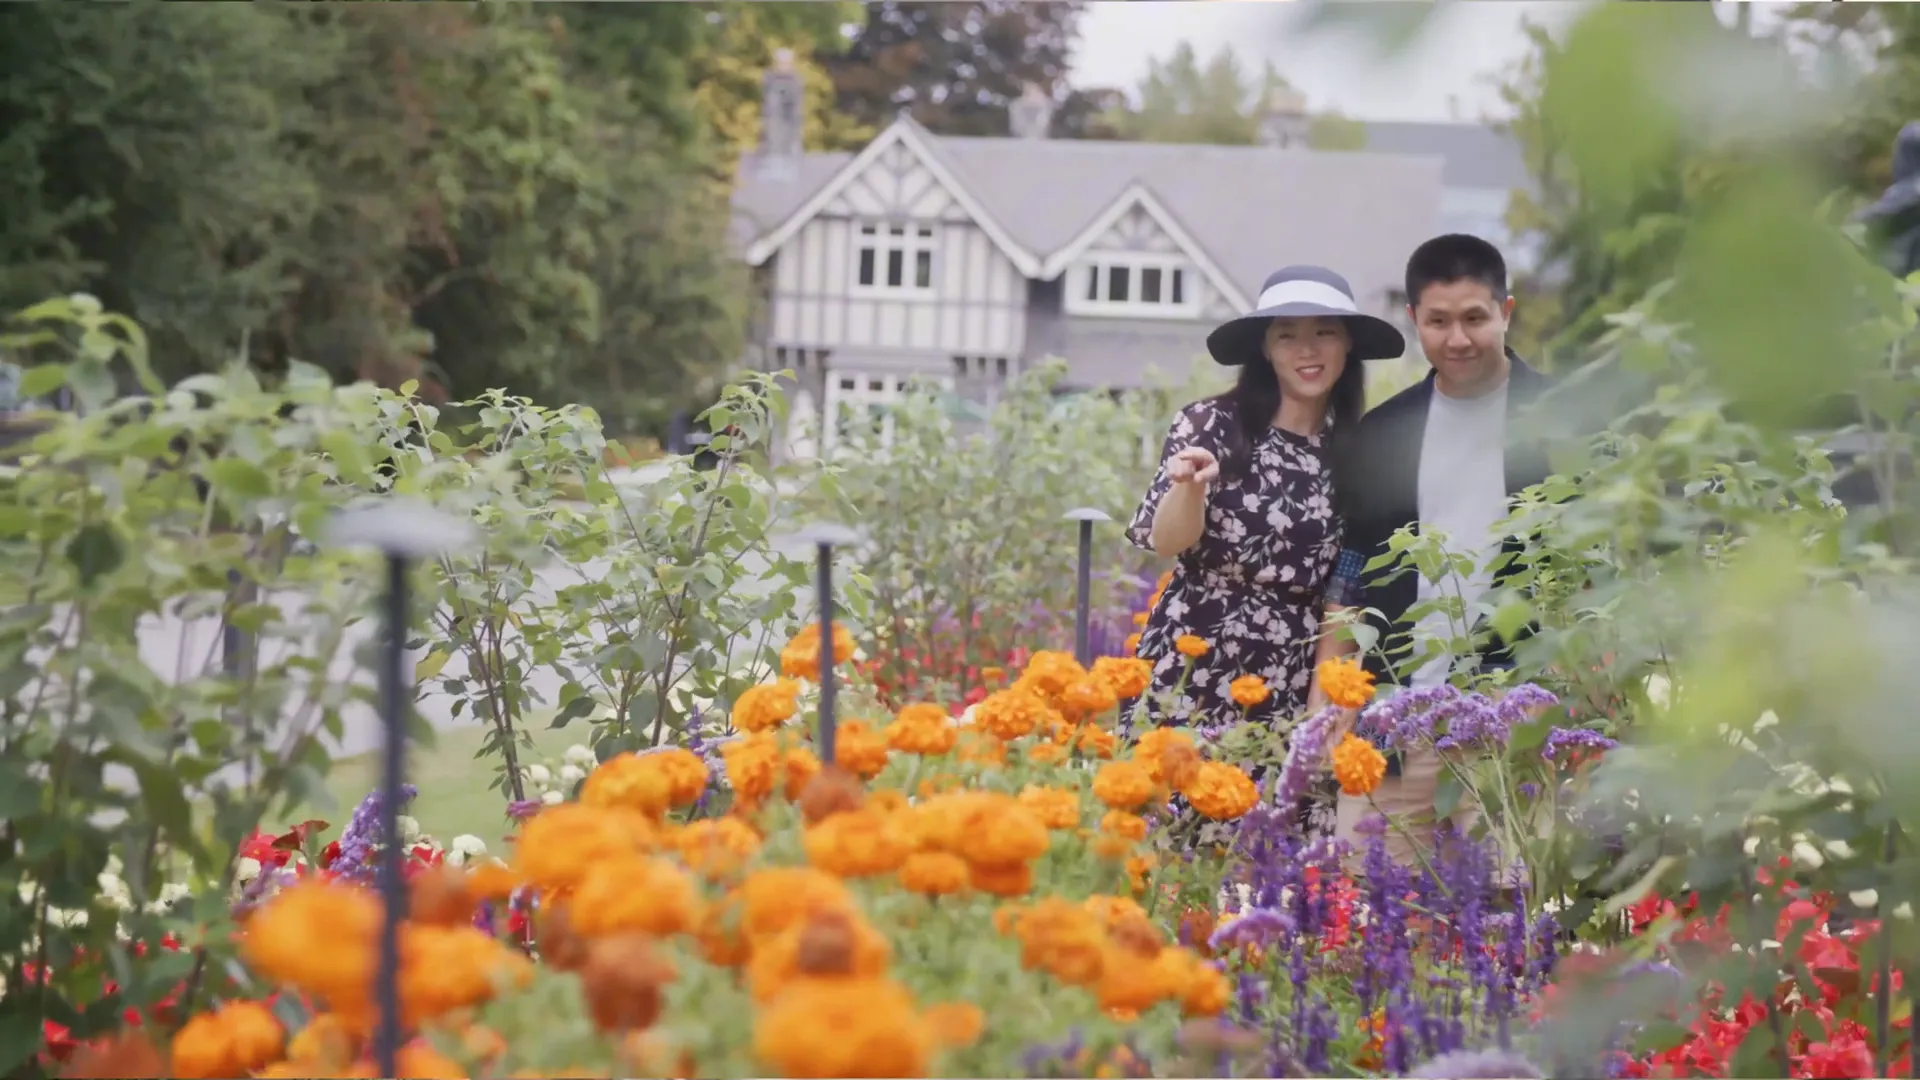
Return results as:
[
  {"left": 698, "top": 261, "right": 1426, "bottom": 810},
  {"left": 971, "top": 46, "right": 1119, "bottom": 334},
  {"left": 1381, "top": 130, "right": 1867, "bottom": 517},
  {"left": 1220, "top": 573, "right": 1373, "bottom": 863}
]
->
[{"left": 730, "top": 66, "right": 1530, "bottom": 462}]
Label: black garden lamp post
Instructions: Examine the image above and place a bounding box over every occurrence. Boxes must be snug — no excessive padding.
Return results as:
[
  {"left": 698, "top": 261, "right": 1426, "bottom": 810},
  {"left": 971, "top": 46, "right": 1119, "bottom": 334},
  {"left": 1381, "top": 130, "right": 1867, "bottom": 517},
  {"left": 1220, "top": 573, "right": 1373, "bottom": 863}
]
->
[
  {"left": 1063, "top": 508, "right": 1112, "bottom": 667},
  {"left": 324, "top": 499, "right": 474, "bottom": 1080},
  {"left": 795, "top": 522, "right": 860, "bottom": 766}
]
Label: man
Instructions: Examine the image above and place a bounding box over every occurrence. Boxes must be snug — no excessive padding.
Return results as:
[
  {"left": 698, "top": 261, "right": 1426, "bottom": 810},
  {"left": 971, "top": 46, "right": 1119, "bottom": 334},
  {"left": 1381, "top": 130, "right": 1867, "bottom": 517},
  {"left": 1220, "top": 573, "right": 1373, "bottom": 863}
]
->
[{"left": 1318, "top": 233, "right": 1556, "bottom": 861}]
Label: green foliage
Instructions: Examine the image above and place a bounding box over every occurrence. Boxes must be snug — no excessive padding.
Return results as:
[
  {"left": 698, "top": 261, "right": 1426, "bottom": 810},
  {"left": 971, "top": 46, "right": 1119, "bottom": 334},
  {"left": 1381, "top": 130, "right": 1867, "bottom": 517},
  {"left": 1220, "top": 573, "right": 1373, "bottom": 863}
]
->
[
  {"left": 0, "top": 3, "right": 750, "bottom": 436},
  {"left": 1106, "top": 41, "right": 1369, "bottom": 151},
  {"left": 801, "top": 360, "right": 1213, "bottom": 701}
]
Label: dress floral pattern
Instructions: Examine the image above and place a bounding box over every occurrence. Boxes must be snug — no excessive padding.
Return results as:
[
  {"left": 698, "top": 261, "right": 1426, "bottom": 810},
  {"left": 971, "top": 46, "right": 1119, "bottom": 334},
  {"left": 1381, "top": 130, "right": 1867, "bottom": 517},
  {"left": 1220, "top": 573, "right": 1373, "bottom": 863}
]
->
[{"left": 1125, "top": 398, "right": 1343, "bottom": 840}]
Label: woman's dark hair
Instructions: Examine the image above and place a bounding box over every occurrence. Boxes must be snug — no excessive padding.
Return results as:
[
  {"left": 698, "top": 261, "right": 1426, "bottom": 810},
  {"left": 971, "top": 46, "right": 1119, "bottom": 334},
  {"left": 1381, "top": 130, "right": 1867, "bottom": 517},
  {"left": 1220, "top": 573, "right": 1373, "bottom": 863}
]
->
[{"left": 1210, "top": 330, "right": 1367, "bottom": 502}]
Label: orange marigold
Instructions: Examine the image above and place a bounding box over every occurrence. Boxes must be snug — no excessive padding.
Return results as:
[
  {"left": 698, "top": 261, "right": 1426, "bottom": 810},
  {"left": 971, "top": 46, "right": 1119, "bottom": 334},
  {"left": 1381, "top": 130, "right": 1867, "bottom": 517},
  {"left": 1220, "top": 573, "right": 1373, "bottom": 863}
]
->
[
  {"left": 968, "top": 860, "right": 1035, "bottom": 897},
  {"left": 1099, "top": 809, "right": 1149, "bottom": 841},
  {"left": 1018, "top": 650, "right": 1088, "bottom": 699},
  {"left": 1090, "top": 760, "right": 1156, "bottom": 810},
  {"left": 1228, "top": 674, "right": 1271, "bottom": 709},
  {"left": 1156, "top": 742, "right": 1203, "bottom": 789},
  {"left": 783, "top": 742, "right": 824, "bottom": 799},
  {"left": 955, "top": 798, "right": 1051, "bottom": 866},
  {"left": 568, "top": 856, "right": 701, "bottom": 938},
  {"left": 752, "top": 976, "right": 934, "bottom": 1079},
  {"left": 1134, "top": 727, "right": 1194, "bottom": 775},
  {"left": 972, "top": 687, "right": 1052, "bottom": 741},
  {"left": 645, "top": 746, "right": 710, "bottom": 807},
  {"left": 803, "top": 807, "right": 912, "bottom": 878},
  {"left": 1173, "top": 634, "right": 1210, "bottom": 659},
  {"left": 780, "top": 624, "right": 856, "bottom": 681},
  {"left": 1027, "top": 741, "right": 1067, "bottom": 765},
  {"left": 581, "top": 752, "right": 675, "bottom": 818},
  {"left": 747, "top": 910, "right": 892, "bottom": 1003},
  {"left": 674, "top": 816, "right": 762, "bottom": 878},
  {"left": 833, "top": 719, "right": 892, "bottom": 779},
  {"left": 1330, "top": 733, "right": 1388, "bottom": 797},
  {"left": 1068, "top": 723, "right": 1118, "bottom": 759},
  {"left": 898, "top": 851, "right": 970, "bottom": 897},
  {"left": 1061, "top": 677, "right": 1119, "bottom": 717},
  {"left": 1090, "top": 655, "right": 1152, "bottom": 699},
  {"left": 1010, "top": 897, "right": 1107, "bottom": 986},
  {"left": 1316, "top": 657, "right": 1377, "bottom": 709},
  {"left": 884, "top": 703, "right": 956, "bottom": 755},
  {"left": 721, "top": 733, "right": 782, "bottom": 804},
  {"left": 923, "top": 1001, "right": 985, "bottom": 1049},
  {"left": 239, "top": 881, "right": 380, "bottom": 1003},
  {"left": 733, "top": 679, "right": 803, "bottom": 734},
  {"left": 170, "top": 1000, "right": 284, "bottom": 1080},
  {"left": 1016, "top": 785, "right": 1082, "bottom": 830},
  {"left": 1124, "top": 631, "right": 1143, "bottom": 655},
  {"left": 740, "top": 866, "right": 856, "bottom": 942},
  {"left": 1180, "top": 761, "right": 1259, "bottom": 821}
]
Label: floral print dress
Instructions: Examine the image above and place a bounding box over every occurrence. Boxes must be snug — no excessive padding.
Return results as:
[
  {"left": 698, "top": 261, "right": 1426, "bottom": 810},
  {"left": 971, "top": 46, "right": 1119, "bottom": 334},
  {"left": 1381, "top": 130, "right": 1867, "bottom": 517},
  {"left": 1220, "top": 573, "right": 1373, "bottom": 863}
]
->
[{"left": 1125, "top": 398, "right": 1343, "bottom": 839}]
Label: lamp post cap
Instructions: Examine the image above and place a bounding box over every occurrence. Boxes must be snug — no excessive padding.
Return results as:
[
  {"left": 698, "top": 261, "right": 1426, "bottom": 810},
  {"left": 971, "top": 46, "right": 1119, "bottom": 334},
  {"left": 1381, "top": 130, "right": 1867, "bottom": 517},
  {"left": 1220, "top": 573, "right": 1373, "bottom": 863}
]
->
[
  {"left": 1063, "top": 507, "right": 1113, "bottom": 523},
  {"left": 324, "top": 498, "right": 476, "bottom": 558},
  {"left": 795, "top": 522, "right": 862, "bottom": 547}
]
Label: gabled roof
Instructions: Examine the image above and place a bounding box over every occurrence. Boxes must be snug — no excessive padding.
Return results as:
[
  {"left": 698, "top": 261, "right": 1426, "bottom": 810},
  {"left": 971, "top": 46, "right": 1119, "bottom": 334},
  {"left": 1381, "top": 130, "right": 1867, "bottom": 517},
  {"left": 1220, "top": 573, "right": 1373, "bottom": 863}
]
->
[
  {"left": 1036, "top": 182, "right": 1253, "bottom": 311},
  {"left": 732, "top": 118, "right": 1448, "bottom": 313},
  {"left": 738, "top": 117, "right": 1042, "bottom": 276}
]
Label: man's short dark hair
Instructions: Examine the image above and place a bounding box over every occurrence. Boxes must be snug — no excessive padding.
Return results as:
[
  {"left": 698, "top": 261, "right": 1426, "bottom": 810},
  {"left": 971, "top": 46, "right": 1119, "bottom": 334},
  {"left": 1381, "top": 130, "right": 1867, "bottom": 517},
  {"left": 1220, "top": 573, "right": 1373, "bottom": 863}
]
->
[{"left": 1405, "top": 234, "right": 1509, "bottom": 307}]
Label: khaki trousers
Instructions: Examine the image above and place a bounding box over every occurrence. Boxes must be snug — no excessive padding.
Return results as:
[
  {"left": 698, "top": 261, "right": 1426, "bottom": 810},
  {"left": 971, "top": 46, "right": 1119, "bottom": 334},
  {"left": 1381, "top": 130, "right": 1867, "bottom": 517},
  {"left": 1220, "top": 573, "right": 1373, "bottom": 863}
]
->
[{"left": 1334, "top": 743, "right": 1482, "bottom": 866}]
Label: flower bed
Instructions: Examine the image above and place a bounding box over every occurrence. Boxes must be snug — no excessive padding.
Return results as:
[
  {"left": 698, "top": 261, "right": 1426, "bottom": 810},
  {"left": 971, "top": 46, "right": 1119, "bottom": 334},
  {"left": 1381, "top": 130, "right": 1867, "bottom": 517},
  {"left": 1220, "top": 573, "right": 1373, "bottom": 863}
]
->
[{"left": 46, "top": 635, "right": 1597, "bottom": 1080}]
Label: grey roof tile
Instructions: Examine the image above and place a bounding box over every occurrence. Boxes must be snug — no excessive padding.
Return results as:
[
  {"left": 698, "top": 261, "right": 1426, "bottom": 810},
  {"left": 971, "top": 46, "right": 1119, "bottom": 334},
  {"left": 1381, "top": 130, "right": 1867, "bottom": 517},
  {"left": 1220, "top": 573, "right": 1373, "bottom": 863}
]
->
[{"left": 1360, "top": 121, "right": 1531, "bottom": 193}]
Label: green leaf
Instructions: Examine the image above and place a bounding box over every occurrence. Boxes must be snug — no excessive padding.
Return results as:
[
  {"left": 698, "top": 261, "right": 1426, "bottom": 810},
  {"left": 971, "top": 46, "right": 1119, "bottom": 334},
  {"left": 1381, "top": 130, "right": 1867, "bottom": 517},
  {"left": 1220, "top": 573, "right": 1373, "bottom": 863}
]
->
[
  {"left": 205, "top": 458, "right": 273, "bottom": 501},
  {"left": 1604, "top": 854, "right": 1679, "bottom": 916},
  {"left": 18, "top": 363, "right": 67, "bottom": 399},
  {"left": 414, "top": 649, "right": 451, "bottom": 682},
  {"left": 549, "top": 694, "right": 597, "bottom": 730},
  {"left": 0, "top": 762, "right": 45, "bottom": 819},
  {"left": 65, "top": 522, "right": 125, "bottom": 588}
]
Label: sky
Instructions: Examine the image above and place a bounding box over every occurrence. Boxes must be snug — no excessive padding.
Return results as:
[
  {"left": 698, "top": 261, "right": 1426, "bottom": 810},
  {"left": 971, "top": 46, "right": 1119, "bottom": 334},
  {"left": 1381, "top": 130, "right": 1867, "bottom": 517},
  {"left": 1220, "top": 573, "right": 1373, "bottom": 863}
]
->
[{"left": 1069, "top": 1, "right": 1593, "bottom": 124}]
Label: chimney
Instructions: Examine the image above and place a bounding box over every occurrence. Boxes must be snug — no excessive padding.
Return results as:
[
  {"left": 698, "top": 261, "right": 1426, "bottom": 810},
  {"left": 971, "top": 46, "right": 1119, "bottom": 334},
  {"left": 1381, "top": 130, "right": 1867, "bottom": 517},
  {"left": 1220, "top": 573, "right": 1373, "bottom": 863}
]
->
[
  {"left": 759, "top": 48, "right": 804, "bottom": 180},
  {"left": 1257, "top": 87, "right": 1310, "bottom": 149},
  {"left": 1009, "top": 82, "right": 1054, "bottom": 140}
]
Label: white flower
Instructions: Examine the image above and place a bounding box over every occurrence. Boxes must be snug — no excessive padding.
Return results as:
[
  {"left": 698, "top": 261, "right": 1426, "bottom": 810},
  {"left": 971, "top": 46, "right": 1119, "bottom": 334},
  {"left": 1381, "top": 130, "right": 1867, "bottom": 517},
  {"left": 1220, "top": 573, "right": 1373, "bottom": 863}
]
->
[
  {"left": 527, "top": 764, "right": 552, "bottom": 786},
  {"left": 1824, "top": 839, "right": 1856, "bottom": 860},
  {"left": 1754, "top": 709, "right": 1780, "bottom": 731},
  {"left": 97, "top": 871, "right": 132, "bottom": 911},
  {"left": 1829, "top": 777, "right": 1854, "bottom": 795},
  {"left": 398, "top": 816, "right": 422, "bottom": 845},
  {"left": 560, "top": 764, "right": 585, "bottom": 785},
  {"left": 1895, "top": 902, "right": 1914, "bottom": 921},
  {"left": 564, "top": 744, "right": 597, "bottom": 768},
  {"left": 236, "top": 856, "right": 263, "bottom": 883},
  {"left": 541, "top": 790, "right": 564, "bottom": 806},
  {"left": 1791, "top": 840, "right": 1825, "bottom": 870},
  {"left": 1850, "top": 890, "right": 1879, "bottom": 909},
  {"left": 444, "top": 834, "right": 489, "bottom": 866},
  {"left": 1743, "top": 835, "right": 1762, "bottom": 857},
  {"left": 48, "top": 907, "right": 89, "bottom": 929}
]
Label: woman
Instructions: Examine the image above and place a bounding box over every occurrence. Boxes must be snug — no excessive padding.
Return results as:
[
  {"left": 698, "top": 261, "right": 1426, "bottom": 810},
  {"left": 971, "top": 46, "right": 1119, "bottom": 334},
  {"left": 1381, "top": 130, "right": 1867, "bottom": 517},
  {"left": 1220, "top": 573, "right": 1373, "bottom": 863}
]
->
[{"left": 1124, "top": 265, "right": 1404, "bottom": 837}]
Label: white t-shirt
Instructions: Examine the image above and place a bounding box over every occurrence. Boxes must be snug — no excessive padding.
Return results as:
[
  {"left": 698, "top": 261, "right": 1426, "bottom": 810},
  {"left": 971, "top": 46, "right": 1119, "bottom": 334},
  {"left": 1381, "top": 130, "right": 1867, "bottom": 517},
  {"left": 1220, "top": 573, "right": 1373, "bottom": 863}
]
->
[{"left": 1409, "top": 380, "right": 1510, "bottom": 688}]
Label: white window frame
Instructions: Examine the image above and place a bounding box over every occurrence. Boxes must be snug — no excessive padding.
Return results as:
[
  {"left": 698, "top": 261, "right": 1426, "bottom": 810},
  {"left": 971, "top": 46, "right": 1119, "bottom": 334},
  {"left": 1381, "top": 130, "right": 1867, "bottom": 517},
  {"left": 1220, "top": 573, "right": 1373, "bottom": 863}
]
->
[
  {"left": 821, "top": 370, "right": 955, "bottom": 453},
  {"left": 1064, "top": 252, "right": 1201, "bottom": 319},
  {"left": 851, "top": 221, "right": 938, "bottom": 299}
]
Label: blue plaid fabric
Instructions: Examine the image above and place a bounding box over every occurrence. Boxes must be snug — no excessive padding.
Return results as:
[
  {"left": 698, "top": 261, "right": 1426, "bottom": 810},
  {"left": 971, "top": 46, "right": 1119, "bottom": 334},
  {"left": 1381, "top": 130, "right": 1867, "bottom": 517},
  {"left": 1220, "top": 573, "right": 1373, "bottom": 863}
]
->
[{"left": 1324, "top": 547, "right": 1366, "bottom": 608}]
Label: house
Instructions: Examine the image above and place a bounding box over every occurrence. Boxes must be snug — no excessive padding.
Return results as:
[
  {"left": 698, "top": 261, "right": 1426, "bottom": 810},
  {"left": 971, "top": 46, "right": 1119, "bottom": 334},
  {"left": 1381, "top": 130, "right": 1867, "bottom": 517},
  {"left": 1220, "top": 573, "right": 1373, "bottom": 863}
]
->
[
  {"left": 730, "top": 60, "right": 1451, "bottom": 460},
  {"left": 1359, "top": 121, "right": 1539, "bottom": 272}
]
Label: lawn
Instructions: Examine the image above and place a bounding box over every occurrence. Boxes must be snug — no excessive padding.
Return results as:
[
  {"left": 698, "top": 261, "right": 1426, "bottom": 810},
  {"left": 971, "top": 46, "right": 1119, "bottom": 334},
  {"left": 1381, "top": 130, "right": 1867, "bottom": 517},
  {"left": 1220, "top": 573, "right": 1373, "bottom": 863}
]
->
[{"left": 266, "top": 723, "right": 585, "bottom": 850}]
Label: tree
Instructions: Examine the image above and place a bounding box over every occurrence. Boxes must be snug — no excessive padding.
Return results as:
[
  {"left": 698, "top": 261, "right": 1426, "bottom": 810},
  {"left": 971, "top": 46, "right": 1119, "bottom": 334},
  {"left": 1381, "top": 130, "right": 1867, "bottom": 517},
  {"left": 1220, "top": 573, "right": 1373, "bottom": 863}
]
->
[
  {"left": 1106, "top": 42, "right": 1372, "bottom": 150},
  {"left": 821, "top": 1, "right": 1086, "bottom": 136},
  {"left": 0, "top": 3, "right": 753, "bottom": 434},
  {"left": 687, "top": 2, "right": 874, "bottom": 162}
]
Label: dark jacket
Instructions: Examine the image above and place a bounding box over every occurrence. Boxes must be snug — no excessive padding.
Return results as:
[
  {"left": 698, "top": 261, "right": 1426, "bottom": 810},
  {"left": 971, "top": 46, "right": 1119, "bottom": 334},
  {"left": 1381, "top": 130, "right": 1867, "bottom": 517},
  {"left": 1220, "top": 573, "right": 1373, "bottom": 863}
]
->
[{"left": 1340, "top": 350, "right": 1556, "bottom": 683}]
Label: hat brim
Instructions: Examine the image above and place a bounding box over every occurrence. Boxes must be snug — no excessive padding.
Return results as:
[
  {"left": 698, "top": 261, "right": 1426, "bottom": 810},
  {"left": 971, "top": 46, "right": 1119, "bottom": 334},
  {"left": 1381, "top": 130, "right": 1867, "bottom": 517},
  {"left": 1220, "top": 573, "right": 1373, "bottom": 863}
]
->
[{"left": 1205, "top": 303, "right": 1407, "bottom": 366}]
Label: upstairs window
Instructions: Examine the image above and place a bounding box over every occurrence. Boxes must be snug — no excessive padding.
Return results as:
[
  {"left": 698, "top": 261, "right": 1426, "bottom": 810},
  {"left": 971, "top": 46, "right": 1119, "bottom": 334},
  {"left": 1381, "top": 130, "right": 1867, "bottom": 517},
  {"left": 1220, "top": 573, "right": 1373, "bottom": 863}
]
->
[
  {"left": 854, "top": 222, "right": 937, "bottom": 296},
  {"left": 1065, "top": 254, "right": 1200, "bottom": 318}
]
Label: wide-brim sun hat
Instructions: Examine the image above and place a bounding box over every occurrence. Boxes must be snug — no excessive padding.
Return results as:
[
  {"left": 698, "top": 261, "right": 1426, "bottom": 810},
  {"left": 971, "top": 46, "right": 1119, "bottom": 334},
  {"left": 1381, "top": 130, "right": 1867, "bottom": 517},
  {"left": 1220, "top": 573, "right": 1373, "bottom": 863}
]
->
[{"left": 1206, "top": 264, "right": 1406, "bottom": 366}]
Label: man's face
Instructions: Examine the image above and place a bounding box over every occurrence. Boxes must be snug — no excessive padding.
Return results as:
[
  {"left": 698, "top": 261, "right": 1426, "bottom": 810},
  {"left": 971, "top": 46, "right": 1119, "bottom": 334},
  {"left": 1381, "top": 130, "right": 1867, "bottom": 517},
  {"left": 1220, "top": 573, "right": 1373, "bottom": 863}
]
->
[{"left": 1409, "top": 278, "right": 1515, "bottom": 396}]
